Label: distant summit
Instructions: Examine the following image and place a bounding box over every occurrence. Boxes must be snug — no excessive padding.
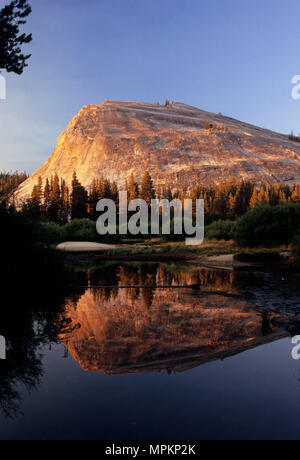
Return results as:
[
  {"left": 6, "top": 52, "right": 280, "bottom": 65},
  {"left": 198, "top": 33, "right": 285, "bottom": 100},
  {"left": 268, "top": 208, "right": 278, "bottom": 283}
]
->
[{"left": 16, "top": 100, "right": 300, "bottom": 202}]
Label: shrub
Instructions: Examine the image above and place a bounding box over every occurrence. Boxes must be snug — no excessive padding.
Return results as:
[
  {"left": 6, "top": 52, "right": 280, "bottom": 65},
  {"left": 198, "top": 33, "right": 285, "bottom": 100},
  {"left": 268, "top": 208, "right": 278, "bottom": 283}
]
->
[
  {"left": 37, "top": 221, "right": 66, "bottom": 245},
  {"left": 205, "top": 220, "right": 237, "bottom": 240},
  {"left": 64, "top": 218, "right": 121, "bottom": 244},
  {"left": 234, "top": 203, "right": 300, "bottom": 247},
  {"left": 64, "top": 219, "right": 97, "bottom": 241}
]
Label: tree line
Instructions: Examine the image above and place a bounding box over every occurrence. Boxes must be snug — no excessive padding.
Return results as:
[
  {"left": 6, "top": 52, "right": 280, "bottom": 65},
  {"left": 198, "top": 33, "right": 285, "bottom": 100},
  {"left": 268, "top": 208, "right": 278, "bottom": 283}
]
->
[
  {"left": 25, "top": 171, "right": 157, "bottom": 224},
  {"left": 25, "top": 170, "right": 300, "bottom": 224},
  {"left": 0, "top": 170, "right": 28, "bottom": 201}
]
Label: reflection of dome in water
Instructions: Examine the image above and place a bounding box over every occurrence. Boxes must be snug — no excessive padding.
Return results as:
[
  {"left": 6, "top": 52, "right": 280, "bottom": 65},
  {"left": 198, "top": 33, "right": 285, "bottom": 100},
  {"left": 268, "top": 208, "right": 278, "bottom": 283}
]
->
[{"left": 60, "top": 265, "right": 288, "bottom": 374}]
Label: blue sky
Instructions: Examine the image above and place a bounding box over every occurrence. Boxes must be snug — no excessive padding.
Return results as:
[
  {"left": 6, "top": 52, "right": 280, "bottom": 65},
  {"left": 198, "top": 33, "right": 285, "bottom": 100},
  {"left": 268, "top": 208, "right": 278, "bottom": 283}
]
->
[{"left": 1, "top": 0, "right": 300, "bottom": 173}]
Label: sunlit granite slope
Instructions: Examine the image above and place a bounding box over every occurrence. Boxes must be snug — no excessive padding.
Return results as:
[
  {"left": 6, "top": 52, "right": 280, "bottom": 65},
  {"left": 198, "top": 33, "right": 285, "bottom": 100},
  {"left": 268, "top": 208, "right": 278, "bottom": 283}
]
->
[{"left": 16, "top": 100, "right": 300, "bottom": 202}]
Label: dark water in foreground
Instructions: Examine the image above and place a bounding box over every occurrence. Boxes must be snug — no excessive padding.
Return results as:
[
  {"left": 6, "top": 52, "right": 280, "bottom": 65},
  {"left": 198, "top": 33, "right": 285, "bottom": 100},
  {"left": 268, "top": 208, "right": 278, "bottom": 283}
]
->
[{"left": 1, "top": 263, "right": 300, "bottom": 440}]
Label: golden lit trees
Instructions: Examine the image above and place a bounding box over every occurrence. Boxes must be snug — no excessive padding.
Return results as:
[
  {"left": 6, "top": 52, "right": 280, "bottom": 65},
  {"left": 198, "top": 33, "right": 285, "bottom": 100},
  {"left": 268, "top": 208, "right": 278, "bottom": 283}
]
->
[{"left": 128, "top": 173, "right": 139, "bottom": 201}]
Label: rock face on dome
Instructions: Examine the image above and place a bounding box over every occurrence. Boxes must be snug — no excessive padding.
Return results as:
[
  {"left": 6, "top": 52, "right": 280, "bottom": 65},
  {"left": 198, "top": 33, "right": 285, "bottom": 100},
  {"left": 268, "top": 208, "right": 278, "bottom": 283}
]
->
[{"left": 16, "top": 100, "right": 300, "bottom": 201}]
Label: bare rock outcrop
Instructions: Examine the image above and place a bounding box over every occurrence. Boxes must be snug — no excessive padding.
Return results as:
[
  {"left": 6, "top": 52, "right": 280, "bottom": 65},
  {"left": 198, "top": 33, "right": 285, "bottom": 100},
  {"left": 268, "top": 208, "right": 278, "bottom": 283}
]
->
[{"left": 16, "top": 100, "right": 300, "bottom": 201}]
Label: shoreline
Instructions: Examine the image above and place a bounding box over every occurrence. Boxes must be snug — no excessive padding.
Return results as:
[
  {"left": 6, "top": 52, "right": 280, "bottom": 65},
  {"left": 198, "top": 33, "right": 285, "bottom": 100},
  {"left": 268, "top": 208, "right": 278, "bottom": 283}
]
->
[
  {"left": 65, "top": 250, "right": 300, "bottom": 272},
  {"left": 56, "top": 241, "right": 299, "bottom": 271}
]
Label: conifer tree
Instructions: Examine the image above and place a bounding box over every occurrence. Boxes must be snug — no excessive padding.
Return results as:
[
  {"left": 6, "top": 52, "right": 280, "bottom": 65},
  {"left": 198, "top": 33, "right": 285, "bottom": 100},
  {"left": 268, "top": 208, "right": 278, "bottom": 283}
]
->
[
  {"left": 140, "top": 171, "right": 156, "bottom": 205},
  {"left": 103, "top": 178, "right": 112, "bottom": 199},
  {"left": 250, "top": 187, "right": 260, "bottom": 209},
  {"left": 165, "top": 187, "right": 173, "bottom": 202},
  {"left": 43, "top": 178, "right": 50, "bottom": 218},
  {"left": 291, "top": 184, "right": 300, "bottom": 203},
  {"left": 257, "top": 185, "right": 268, "bottom": 204},
  {"left": 48, "top": 173, "right": 61, "bottom": 223},
  {"left": 60, "top": 178, "right": 69, "bottom": 224},
  {"left": 268, "top": 185, "right": 279, "bottom": 206},
  {"left": 110, "top": 181, "right": 119, "bottom": 202},
  {"left": 0, "top": 0, "right": 32, "bottom": 74},
  {"left": 96, "top": 176, "right": 106, "bottom": 201},
  {"left": 128, "top": 173, "right": 139, "bottom": 201},
  {"left": 28, "top": 176, "right": 42, "bottom": 215},
  {"left": 213, "top": 184, "right": 227, "bottom": 217},
  {"left": 278, "top": 190, "right": 287, "bottom": 203},
  {"left": 228, "top": 192, "right": 236, "bottom": 216},
  {"left": 88, "top": 178, "right": 99, "bottom": 220},
  {"left": 233, "top": 181, "right": 247, "bottom": 215},
  {"left": 71, "top": 171, "right": 88, "bottom": 219}
]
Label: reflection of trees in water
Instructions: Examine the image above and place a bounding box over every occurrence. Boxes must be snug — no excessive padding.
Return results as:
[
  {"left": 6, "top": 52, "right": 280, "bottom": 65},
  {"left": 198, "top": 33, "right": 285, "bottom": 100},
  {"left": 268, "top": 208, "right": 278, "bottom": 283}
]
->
[
  {"left": 0, "top": 307, "right": 43, "bottom": 417},
  {"left": 61, "top": 264, "right": 300, "bottom": 374},
  {"left": 162, "top": 267, "right": 234, "bottom": 291},
  {"left": 261, "top": 311, "right": 273, "bottom": 336},
  {"left": 0, "top": 280, "right": 84, "bottom": 418},
  {"left": 85, "top": 263, "right": 237, "bottom": 308}
]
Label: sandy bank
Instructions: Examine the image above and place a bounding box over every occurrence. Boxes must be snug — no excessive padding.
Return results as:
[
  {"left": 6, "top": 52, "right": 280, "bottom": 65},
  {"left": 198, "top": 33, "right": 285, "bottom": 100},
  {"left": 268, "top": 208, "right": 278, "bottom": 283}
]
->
[{"left": 56, "top": 241, "right": 118, "bottom": 252}]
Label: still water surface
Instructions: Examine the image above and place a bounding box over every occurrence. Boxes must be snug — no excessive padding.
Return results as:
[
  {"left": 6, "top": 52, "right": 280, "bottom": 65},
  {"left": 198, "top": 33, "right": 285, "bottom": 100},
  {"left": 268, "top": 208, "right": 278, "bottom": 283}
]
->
[{"left": 1, "top": 263, "right": 300, "bottom": 440}]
